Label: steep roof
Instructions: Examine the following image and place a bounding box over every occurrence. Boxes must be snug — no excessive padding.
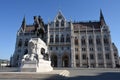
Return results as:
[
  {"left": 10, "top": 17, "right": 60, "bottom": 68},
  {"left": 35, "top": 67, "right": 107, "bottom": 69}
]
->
[
  {"left": 73, "top": 21, "right": 101, "bottom": 30},
  {"left": 24, "top": 25, "right": 35, "bottom": 32}
]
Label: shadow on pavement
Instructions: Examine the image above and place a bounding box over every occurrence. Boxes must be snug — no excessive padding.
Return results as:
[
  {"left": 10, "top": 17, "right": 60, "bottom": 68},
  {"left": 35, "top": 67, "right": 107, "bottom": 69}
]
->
[
  {"left": 68, "top": 72, "right": 120, "bottom": 80},
  {"left": 44, "top": 75, "right": 68, "bottom": 80}
]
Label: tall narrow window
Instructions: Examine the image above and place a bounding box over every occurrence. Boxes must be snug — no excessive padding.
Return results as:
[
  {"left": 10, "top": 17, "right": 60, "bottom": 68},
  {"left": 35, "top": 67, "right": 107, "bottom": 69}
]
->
[
  {"left": 66, "top": 34, "right": 70, "bottom": 42},
  {"left": 61, "top": 34, "right": 64, "bottom": 42},
  {"left": 89, "top": 36, "right": 93, "bottom": 45},
  {"left": 55, "top": 35, "right": 59, "bottom": 43},
  {"left": 104, "top": 35, "right": 109, "bottom": 45},
  {"left": 56, "top": 20, "right": 59, "bottom": 27},
  {"left": 81, "top": 37, "right": 86, "bottom": 45},
  {"left": 90, "top": 54, "right": 94, "bottom": 60},
  {"left": 18, "top": 39, "right": 22, "bottom": 47},
  {"left": 24, "top": 49, "right": 28, "bottom": 55},
  {"left": 76, "top": 55, "right": 79, "bottom": 60},
  {"left": 50, "top": 47, "right": 52, "bottom": 50},
  {"left": 75, "top": 48, "right": 78, "bottom": 52},
  {"left": 50, "top": 35, "right": 54, "bottom": 43},
  {"left": 90, "top": 48, "right": 94, "bottom": 51},
  {"left": 82, "top": 54, "right": 87, "bottom": 60},
  {"left": 17, "top": 55, "right": 19, "bottom": 60},
  {"left": 96, "top": 36, "right": 101, "bottom": 45},
  {"left": 82, "top": 48, "right": 86, "bottom": 51},
  {"left": 74, "top": 37, "right": 78, "bottom": 45},
  {"left": 56, "top": 47, "right": 58, "bottom": 50},
  {"left": 61, "top": 20, "right": 64, "bottom": 26},
  {"left": 98, "top": 53, "right": 103, "bottom": 59},
  {"left": 105, "top": 53, "right": 110, "bottom": 59},
  {"left": 24, "top": 39, "right": 28, "bottom": 47}
]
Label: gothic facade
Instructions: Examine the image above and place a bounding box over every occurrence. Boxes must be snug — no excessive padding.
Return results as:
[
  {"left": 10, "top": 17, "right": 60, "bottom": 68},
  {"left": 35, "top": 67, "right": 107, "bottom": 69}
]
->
[{"left": 11, "top": 10, "right": 119, "bottom": 68}]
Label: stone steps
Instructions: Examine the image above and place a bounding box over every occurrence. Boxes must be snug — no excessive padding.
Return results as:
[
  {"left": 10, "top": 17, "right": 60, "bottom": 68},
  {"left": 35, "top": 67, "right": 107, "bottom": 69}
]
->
[
  {"left": 0, "top": 70, "right": 69, "bottom": 79},
  {"left": 59, "top": 70, "right": 70, "bottom": 77}
]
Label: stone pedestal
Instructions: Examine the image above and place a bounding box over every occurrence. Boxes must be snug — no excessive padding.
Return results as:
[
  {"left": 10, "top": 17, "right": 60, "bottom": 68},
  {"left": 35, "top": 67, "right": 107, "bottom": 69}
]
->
[
  {"left": 20, "top": 61, "right": 37, "bottom": 72},
  {"left": 37, "top": 59, "right": 53, "bottom": 72},
  {"left": 20, "top": 38, "right": 53, "bottom": 72},
  {"left": 20, "top": 60, "right": 53, "bottom": 72}
]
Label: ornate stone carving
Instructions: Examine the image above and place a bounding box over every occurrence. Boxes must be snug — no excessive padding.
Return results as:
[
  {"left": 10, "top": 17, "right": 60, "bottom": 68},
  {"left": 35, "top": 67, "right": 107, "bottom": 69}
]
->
[{"left": 21, "top": 38, "right": 53, "bottom": 72}]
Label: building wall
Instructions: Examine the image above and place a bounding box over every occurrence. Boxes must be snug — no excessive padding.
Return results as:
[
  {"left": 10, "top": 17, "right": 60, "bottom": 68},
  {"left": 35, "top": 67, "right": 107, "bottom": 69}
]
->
[
  {"left": 47, "top": 12, "right": 72, "bottom": 67},
  {"left": 11, "top": 11, "right": 119, "bottom": 68},
  {"left": 73, "top": 24, "right": 116, "bottom": 68}
]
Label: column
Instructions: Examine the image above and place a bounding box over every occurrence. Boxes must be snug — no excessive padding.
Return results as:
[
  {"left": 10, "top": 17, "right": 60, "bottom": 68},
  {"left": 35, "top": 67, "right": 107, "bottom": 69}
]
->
[
  {"left": 86, "top": 27, "right": 90, "bottom": 68},
  {"left": 53, "top": 22, "right": 55, "bottom": 44},
  {"left": 93, "top": 27, "right": 98, "bottom": 68},
  {"left": 47, "top": 24, "right": 51, "bottom": 61},
  {"left": 78, "top": 27, "right": 82, "bottom": 67},
  {"left": 101, "top": 30, "right": 107, "bottom": 68},
  {"left": 70, "top": 22, "right": 76, "bottom": 67},
  {"left": 108, "top": 33, "right": 115, "bottom": 68}
]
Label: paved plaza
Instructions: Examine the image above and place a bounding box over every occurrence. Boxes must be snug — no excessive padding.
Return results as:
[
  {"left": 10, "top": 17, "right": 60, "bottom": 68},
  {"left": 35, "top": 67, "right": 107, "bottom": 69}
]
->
[
  {"left": 0, "top": 67, "right": 120, "bottom": 80},
  {"left": 67, "top": 68, "right": 120, "bottom": 80}
]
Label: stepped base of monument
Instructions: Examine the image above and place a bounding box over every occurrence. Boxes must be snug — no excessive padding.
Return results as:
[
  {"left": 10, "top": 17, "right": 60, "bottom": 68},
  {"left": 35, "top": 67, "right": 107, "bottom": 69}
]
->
[
  {"left": 20, "top": 61, "right": 37, "bottom": 72},
  {"left": 0, "top": 70, "right": 69, "bottom": 79},
  {"left": 20, "top": 60, "right": 53, "bottom": 72}
]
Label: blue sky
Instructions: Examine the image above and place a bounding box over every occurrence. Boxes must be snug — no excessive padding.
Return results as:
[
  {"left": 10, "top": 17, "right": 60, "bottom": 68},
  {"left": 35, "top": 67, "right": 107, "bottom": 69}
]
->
[{"left": 0, "top": 0, "right": 120, "bottom": 60}]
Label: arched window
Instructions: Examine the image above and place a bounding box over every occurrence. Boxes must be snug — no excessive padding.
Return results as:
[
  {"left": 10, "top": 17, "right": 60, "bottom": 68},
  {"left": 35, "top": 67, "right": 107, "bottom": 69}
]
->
[
  {"left": 24, "top": 39, "right": 29, "bottom": 47},
  {"left": 66, "top": 34, "right": 70, "bottom": 42},
  {"left": 81, "top": 37, "right": 86, "bottom": 45},
  {"left": 104, "top": 35, "right": 109, "bottom": 45},
  {"left": 61, "top": 20, "right": 64, "bottom": 26},
  {"left": 96, "top": 36, "right": 101, "bottom": 45},
  {"left": 90, "top": 54, "right": 94, "bottom": 60},
  {"left": 56, "top": 20, "right": 59, "bottom": 27},
  {"left": 55, "top": 35, "right": 59, "bottom": 43},
  {"left": 75, "top": 54, "right": 79, "bottom": 60},
  {"left": 82, "top": 54, "right": 87, "bottom": 60},
  {"left": 61, "top": 34, "right": 64, "bottom": 42},
  {"left": 98, "top": 53, "right": 103, "bottom": 59},
  {"left": 62, "top": 55, "right": 69, "bottom": 67},
  {"left": 105, "top": 53, "right": 110, "bottom": 59},
  {"left": 51, "top": 54, "right": 58, "bottom": 67},
  {"left": 89, "top": 36, "right": 93, "bottom": 45},
  {"left": 18, "top": 39, "right": 22, "bottom": 47},
  {"left": 74, "top": 37, "right": 78, "bottom": 45},
  {"left": 50, "top": 35, "right": 54, "bottom": 43}
]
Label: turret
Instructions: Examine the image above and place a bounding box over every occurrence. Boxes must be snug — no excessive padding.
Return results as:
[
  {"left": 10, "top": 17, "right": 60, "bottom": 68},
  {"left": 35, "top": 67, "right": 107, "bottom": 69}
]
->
[
  {"left": 100, "top": 9, "right": 106, "bottom": 26},
  {"left": 21, "top": 16, "right": 26, "bottom": 32},
  {"left": 17, "top": 16, "right": 26, "bottom": 35}
]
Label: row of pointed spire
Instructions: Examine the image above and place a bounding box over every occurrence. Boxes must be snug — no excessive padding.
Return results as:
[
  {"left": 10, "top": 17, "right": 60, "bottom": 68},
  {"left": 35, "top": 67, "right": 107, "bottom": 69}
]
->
[
  {"left": 20, "top": 15, "right": 45, "bottom": 33},
  {"left": 20, "top": 10, "right": 106, "bottom": 31}
]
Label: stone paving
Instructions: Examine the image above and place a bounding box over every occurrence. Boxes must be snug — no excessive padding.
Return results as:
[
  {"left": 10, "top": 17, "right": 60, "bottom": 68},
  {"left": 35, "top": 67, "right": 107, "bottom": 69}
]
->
[
  {"left": 66, "top": 68, "right": 120, "bottom": 80},
  {"left": 0, "top": 67, "right": 69, "bottom": 80},
  {"left": 0, "top": 67, "right": 120, "bottom": 80}
]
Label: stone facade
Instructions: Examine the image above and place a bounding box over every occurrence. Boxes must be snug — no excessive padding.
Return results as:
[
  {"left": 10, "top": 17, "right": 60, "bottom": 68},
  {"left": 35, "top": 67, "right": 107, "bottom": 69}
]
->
[{"left": 11, "top": 10, "right": 119, "bottom": 68}]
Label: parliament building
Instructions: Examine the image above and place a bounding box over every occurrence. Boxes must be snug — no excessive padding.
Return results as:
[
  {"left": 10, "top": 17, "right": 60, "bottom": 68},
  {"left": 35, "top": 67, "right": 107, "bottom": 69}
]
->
[{"left": 11, "top": 10, "right": 119, "bottom": 68}]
